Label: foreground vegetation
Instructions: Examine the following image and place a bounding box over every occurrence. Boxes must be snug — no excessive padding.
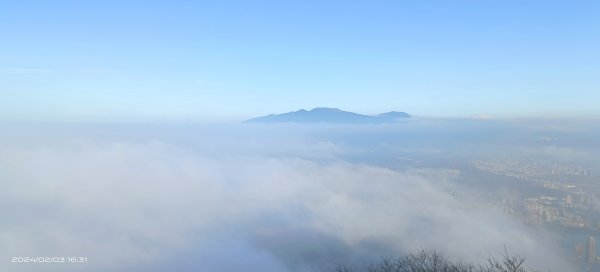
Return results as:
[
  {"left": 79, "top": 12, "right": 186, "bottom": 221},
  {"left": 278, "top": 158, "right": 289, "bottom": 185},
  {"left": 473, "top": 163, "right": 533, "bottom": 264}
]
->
[{"left": 336, "top": 249, "right": 537, "bottom": 272}]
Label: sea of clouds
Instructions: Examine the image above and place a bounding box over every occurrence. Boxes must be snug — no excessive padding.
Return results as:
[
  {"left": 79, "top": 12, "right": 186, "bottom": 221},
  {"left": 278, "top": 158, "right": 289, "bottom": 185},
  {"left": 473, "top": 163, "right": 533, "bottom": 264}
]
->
[{"left": 0, "top": 121, "right": 589, "bottom": 272}]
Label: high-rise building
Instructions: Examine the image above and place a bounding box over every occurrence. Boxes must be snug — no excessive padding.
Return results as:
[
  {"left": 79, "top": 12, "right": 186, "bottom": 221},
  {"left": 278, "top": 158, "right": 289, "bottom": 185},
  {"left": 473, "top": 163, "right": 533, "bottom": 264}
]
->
[
  {"left": 576, "top": 243, "right": 585, "bottom": 258},
  {"left": 589, "top": 236, "right": 596, "bottom": 263},
  {"left": 565, "top": 195, "right": 572, "bottom": 205}
]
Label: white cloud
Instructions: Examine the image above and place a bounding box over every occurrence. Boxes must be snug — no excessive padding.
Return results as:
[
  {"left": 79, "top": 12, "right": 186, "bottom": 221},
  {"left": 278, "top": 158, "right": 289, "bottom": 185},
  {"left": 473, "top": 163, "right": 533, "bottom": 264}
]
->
[{"left": 0, "top": 128, "right": 575, "bottom": 271}]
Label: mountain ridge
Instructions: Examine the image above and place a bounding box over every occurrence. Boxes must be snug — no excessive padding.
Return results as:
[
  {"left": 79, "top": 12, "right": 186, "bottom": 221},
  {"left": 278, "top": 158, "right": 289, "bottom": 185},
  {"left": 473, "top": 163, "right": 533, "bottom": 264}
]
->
[{"left": 244, "top": 108, "right": 411, "bottom": 124}]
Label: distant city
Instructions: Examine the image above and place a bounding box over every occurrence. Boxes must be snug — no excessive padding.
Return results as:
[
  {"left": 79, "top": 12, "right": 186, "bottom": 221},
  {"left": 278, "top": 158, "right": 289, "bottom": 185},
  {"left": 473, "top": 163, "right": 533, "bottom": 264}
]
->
[
  {"left": 2, "top": 0, "right": 600, "bottom": 271},
  {"left": 470, "top": 159, "right": 600, "bottom": 270}
]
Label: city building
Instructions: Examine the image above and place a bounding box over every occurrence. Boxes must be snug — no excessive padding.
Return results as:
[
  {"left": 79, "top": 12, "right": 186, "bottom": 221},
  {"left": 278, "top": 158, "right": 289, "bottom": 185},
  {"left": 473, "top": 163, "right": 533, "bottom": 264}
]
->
[
  {"left": 576, "top": 243, "right": 585, "bottom": 258},
  {"left": 589, "top": 236, "right": 596, "bottom": 263}
]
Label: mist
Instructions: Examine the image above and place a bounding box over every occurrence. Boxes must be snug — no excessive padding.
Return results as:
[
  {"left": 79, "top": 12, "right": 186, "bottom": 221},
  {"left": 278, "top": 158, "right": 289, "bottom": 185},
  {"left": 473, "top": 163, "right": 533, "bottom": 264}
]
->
[{"left": 1, "top": 119, "right": 599, "bottom": 272}]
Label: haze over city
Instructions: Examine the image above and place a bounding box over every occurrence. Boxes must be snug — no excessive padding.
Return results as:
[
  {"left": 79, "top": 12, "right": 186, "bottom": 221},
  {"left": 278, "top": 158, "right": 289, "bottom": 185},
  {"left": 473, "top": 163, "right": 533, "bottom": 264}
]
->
[{"left": 1, "top": 1, "right": 600, "bottom": 272}]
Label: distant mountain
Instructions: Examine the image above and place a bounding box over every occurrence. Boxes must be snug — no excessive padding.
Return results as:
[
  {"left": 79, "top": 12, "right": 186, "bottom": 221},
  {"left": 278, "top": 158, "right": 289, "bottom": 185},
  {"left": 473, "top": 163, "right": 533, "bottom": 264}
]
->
[
  {"left": 377, "top": 111, "right": 411, "bottom": 120},
  {"left": 244, "top": 108, "right": 411, "bottom": 124}
]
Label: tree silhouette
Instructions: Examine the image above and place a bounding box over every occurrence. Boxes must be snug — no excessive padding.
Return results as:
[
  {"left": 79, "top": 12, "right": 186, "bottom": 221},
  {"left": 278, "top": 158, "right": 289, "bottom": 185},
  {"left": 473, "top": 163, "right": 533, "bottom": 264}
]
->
[{"left": 336, "top": 249, "right": 538, "bottom": 272}]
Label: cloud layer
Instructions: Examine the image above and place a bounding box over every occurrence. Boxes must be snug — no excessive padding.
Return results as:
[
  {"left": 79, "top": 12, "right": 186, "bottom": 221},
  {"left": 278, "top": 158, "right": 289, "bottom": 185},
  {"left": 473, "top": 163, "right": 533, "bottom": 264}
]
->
[{"left": 0, "top": 124, "right": 578, "bottom": 271}]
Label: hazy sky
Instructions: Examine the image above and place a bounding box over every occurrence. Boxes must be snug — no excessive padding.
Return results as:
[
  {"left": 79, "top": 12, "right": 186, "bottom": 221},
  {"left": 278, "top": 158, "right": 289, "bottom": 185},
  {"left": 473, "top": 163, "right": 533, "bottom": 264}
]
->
[{"left": 1, "top": 0, "right": 599, "bottom": 121}]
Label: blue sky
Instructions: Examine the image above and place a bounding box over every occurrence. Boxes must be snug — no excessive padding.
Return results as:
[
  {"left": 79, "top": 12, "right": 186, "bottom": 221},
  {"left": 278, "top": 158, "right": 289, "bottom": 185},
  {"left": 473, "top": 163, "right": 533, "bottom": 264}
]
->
[{"left": 1, "top": 0, "right": 599, "bottom": 121}]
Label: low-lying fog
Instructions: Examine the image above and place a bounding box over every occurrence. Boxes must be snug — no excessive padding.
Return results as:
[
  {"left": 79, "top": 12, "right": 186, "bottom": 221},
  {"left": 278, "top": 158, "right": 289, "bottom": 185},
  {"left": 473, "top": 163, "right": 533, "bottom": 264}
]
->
[{"left": 1, "top": 119, "right": 599, "bottom": 272}]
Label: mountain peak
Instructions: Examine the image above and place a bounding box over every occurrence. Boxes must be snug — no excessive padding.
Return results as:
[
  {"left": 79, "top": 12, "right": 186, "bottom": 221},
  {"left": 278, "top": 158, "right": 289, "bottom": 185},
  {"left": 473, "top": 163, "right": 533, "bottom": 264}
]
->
[{"left": 379, "top": 111, "right": 411, "bottom": 119}]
